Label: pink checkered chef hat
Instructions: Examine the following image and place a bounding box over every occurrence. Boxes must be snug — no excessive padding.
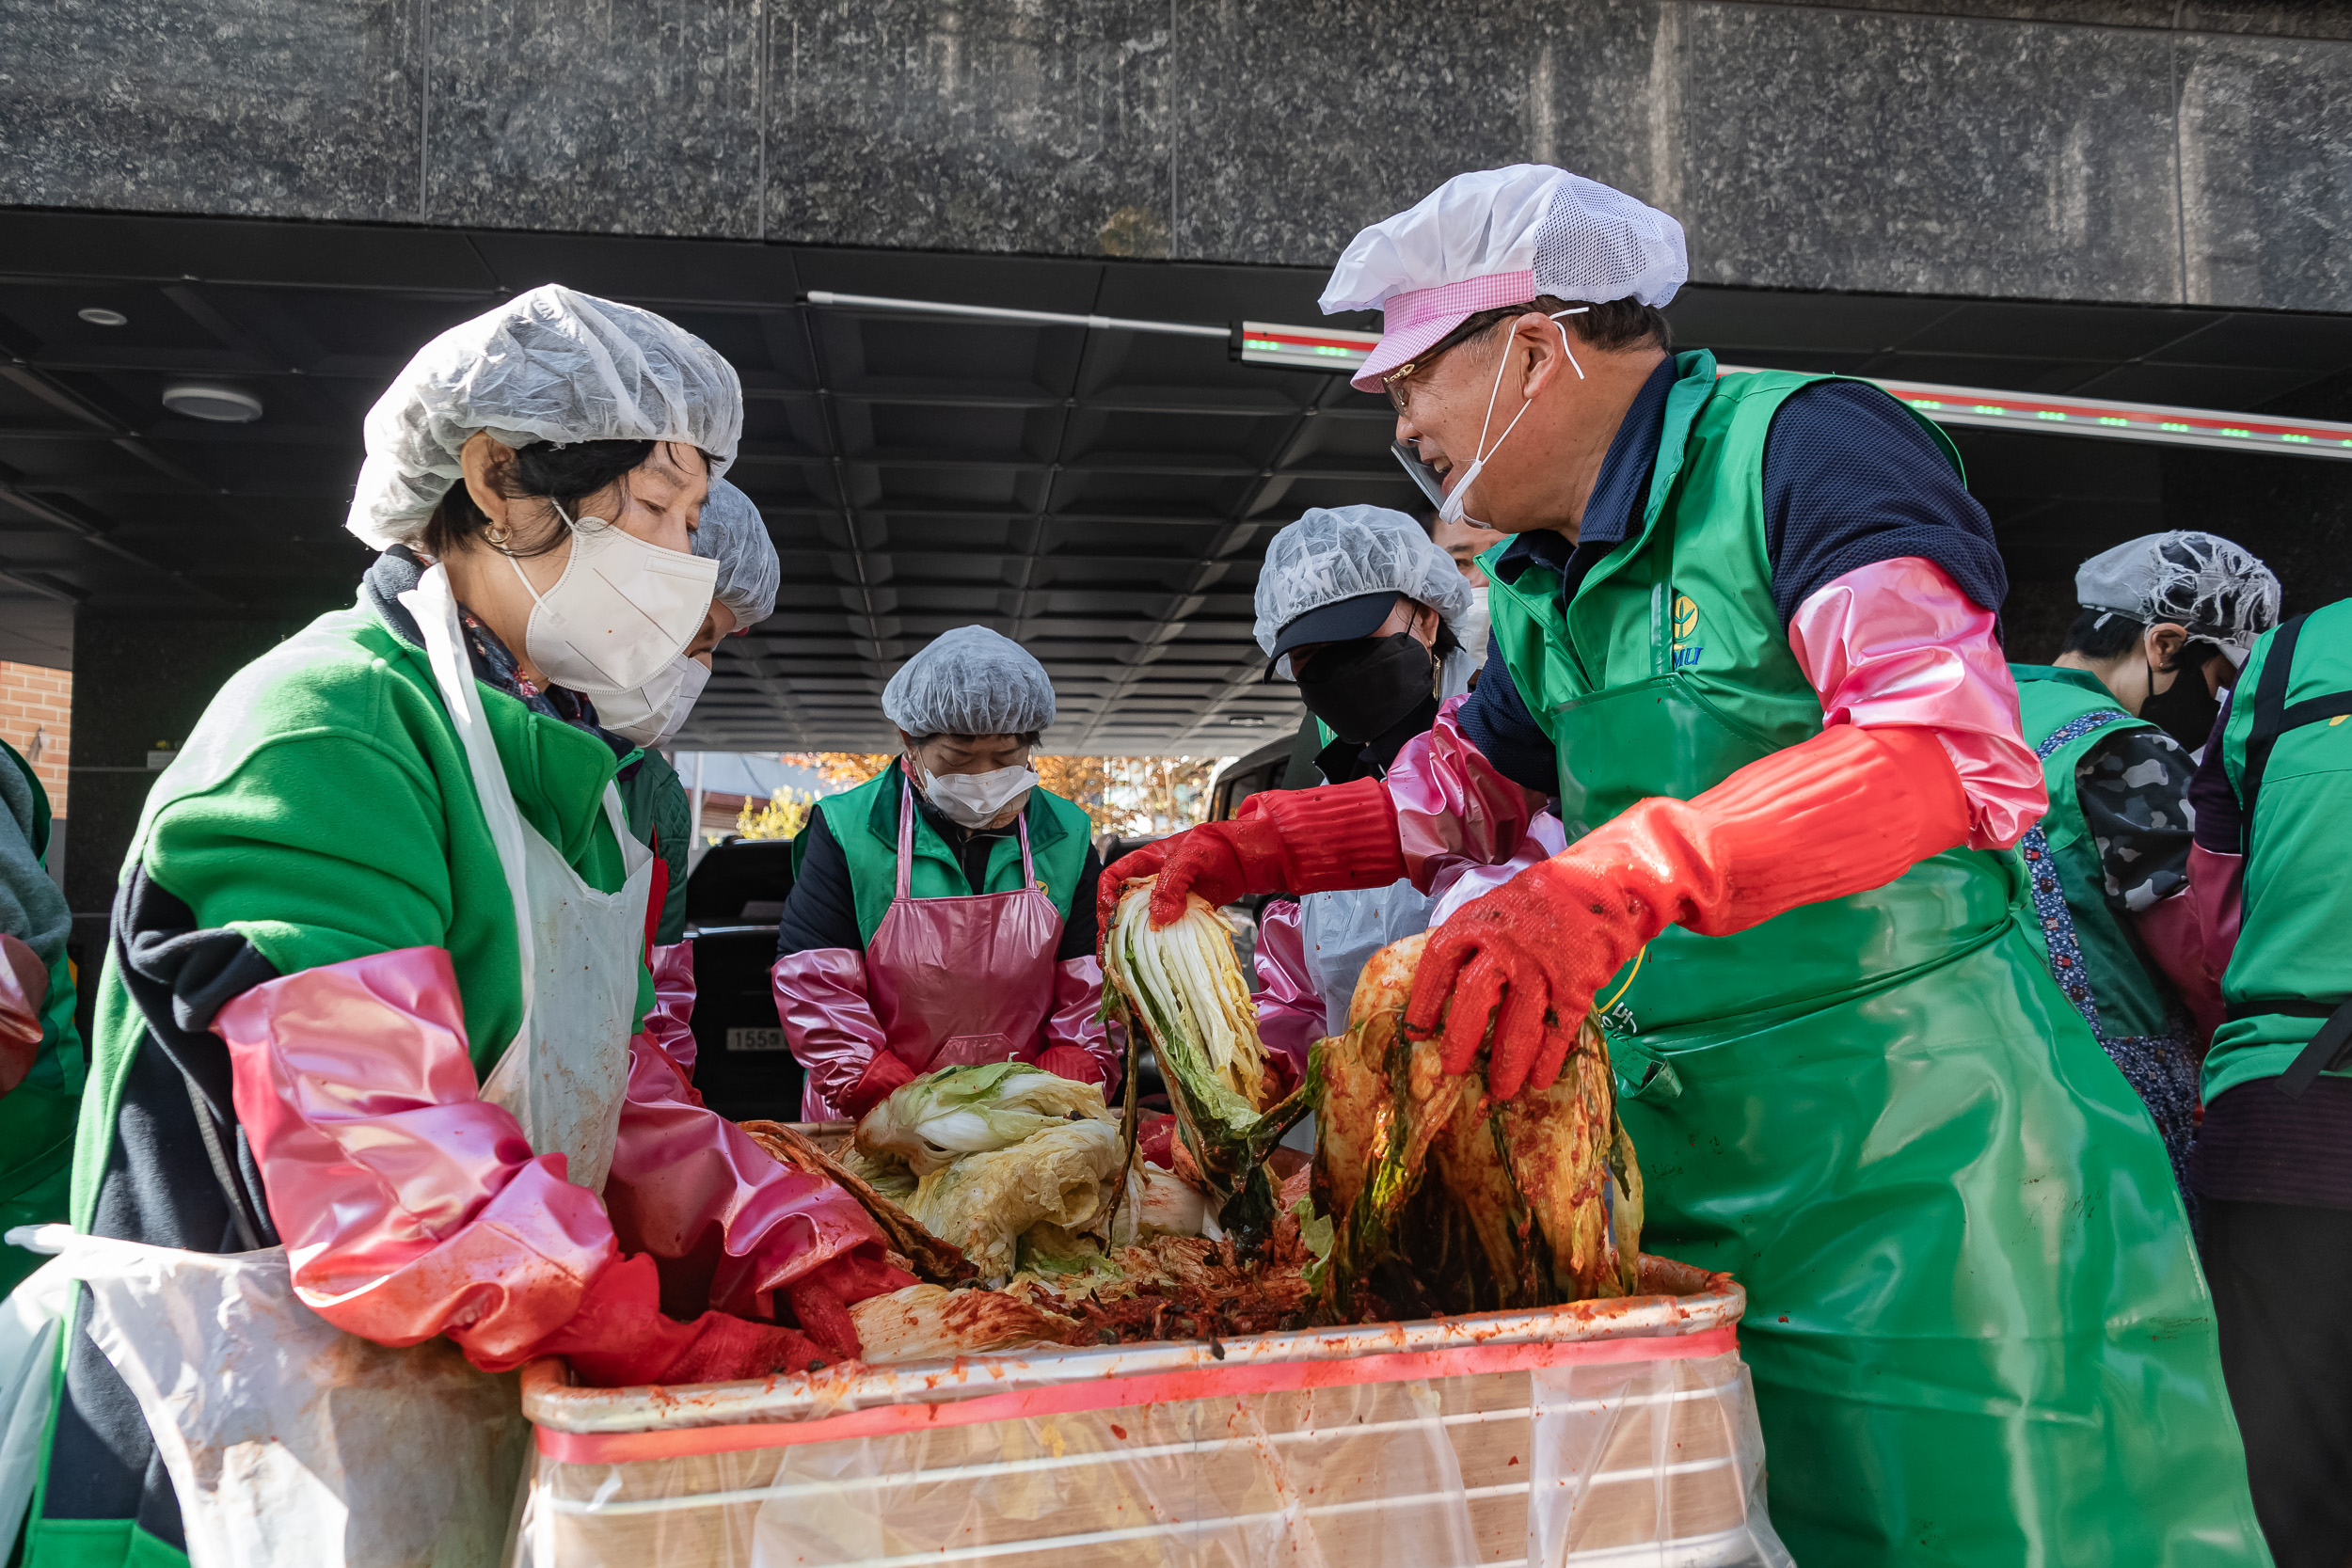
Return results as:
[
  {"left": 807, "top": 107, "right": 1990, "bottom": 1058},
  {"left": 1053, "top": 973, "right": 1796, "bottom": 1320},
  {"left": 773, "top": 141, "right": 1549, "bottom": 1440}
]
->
[{"left": 1320, "top": 166, "right": 1688, "bottom": 393}]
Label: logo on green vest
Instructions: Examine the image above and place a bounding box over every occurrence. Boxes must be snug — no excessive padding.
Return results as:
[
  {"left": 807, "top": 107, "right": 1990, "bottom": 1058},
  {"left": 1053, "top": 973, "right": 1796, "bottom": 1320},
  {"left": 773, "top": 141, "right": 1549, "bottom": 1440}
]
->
[{"left": 1670, "top": 594, "right": 1704, "bottom": 671}]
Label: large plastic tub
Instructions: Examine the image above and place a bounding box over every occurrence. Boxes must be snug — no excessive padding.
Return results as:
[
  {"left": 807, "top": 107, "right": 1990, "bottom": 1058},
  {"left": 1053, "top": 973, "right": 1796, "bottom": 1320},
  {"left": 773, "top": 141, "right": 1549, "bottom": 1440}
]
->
[{"left": 513, "top": 1255, "right": 1788, "bottom": 1567}]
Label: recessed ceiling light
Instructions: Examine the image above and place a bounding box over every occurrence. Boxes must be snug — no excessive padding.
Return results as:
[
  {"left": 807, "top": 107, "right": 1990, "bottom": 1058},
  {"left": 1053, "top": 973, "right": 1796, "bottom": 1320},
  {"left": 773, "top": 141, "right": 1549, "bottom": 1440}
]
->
[
  {"left": 77, "top": 307, "right": 128, "bottom": 327},
  {"left": 161, "top": 382, "right": 263, "bottom": 423},
  {"left": 1227, "top": 715, "right": 1269, "bottom": 727}
]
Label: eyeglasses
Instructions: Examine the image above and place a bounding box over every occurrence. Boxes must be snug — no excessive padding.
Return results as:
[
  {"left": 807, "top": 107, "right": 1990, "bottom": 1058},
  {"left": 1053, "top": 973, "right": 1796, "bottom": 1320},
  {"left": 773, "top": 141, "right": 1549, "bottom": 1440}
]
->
[{"left": 1379, "top": 312, "right": 1514, "bottom": 416}]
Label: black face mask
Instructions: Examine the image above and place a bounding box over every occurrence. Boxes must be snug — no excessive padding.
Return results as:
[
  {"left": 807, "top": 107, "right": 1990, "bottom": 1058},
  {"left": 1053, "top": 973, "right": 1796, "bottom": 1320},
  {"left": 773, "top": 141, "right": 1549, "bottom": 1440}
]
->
[
  {"left": 1295, "top": 633, "right": 1438, "bottom": 744},
  {"left": 2142, "top": 654, "right": 2224, "bottom": 751}
]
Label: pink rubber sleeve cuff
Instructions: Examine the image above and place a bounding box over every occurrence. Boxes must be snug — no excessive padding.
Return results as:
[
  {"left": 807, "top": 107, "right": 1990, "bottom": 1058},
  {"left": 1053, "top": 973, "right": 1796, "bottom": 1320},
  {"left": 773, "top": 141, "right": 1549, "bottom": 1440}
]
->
[
  {"left": 2134, "top": 890, "right": 2224, "bottom": 1043},
  {"left": 2187, "top": 843, "right": 2245, "bottom": 995},
  {"left": 604, "top": 1035, "right": 889, "bottom": 1320},
  {"left": 215, "top": 947, "right": 617, "bottom": 1366},
  {"left": 1251, "top": 899, "right": 1322, "bottom": 1077},
  {"left": 1038, "top": 956, "right": 1120, "bottom": 1095},
  {"left": 1383, "top": 695, "right": 1543, "bottom": 889},
  {"left": 1786, "top": 557, "right": 2046, "bottom": 850},
  {"left": 1425, "top": 810, "right": 1570, "bottom": 927},
  {"left": 771, "top": 947, "right": 889, "bottom": 1116},
  {"left": 644, "top": 940, "right": 697, "bottom": 1076}
]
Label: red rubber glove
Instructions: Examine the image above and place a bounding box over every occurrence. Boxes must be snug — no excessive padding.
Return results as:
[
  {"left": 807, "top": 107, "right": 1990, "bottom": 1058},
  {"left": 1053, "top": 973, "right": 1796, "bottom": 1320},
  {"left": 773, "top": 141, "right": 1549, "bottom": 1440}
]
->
[
  {"left": 538, "top": 1254, "right": 832, "bottom": 1386},
  {"left": 835, "top": 1048, "right": 919, "bottom": 1122},
  {"left": 1407, "top": 726, "right": 1971, "bottom": 1100},
  {"left": 1097, "top": 778, "right": 1406, "bottom": 930},
  {"left": 785, "top": 1248, "right": 915, "bottom": 1362}
]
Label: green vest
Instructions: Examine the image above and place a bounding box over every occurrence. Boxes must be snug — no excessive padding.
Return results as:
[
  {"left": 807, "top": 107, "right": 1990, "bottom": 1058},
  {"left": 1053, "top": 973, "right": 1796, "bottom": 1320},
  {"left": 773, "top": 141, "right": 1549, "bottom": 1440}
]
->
[
  {"left": 613, "top": 746, "right": 691, "bottom": 946},
  {"left": 2208, "top": 599, "right": 2352, "bottom": 1102},
  {"left": 800, "top": 762, "right": 1091, "bottom": 949},
  {"left": 2011, "top": 665, "right": 2179, "bottom": 1041},
  {"left": 74, "top": 604, "right": 649, "bottom": 1230},
  {"left": 0, "top": 740, "right": 79, "bottom": 1299},
  {"left": 1480, "top": 352, "right": 2265, "bottom": 1566},
  {"left": 1484, "top": 356, "right": 2013, "bottom": 1032}
]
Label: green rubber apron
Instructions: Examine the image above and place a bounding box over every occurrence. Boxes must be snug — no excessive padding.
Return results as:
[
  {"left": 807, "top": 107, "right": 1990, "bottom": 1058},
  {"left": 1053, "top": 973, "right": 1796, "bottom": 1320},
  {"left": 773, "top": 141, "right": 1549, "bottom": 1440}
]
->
[{"left": 1491, "top": 356, "right": 2268, "bottom": 1567}]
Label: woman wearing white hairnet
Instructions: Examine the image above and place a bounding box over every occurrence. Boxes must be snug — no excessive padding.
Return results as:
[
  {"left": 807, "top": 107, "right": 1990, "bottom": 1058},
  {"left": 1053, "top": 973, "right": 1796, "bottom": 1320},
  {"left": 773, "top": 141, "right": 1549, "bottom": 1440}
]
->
[
  {"left": 1246, "top": 505, "right": 1566, "bottom": 1083},
  {"left": 771, "top": 626, "right": 1117, "bottom": 1121},
  {"left": 617, "top": 477, "right": 779, "bottom": 1081},
  {"left": 27, "top": 287, "right": 903, "bottom": 1566}
]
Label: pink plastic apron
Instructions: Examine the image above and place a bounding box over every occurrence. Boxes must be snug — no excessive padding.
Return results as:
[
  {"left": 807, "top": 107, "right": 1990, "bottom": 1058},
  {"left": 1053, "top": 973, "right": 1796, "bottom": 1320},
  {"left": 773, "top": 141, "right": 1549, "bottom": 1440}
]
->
[{"left": 801, "top": 780, "right": 1061, "bottom": 1120}]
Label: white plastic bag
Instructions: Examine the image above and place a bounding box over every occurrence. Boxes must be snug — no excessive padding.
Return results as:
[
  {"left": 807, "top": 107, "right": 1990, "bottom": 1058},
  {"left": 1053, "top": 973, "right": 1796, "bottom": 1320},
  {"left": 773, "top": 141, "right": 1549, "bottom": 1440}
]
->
[{"left": 23, "top": 1225, "right": 526, "bottom": 1568}]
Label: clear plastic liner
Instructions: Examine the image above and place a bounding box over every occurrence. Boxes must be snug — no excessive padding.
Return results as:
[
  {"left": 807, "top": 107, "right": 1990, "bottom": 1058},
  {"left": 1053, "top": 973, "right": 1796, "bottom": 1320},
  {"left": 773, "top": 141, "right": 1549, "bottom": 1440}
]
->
[{"left": 516, "top": 1259, "right": 1784, "bottom": 1568}]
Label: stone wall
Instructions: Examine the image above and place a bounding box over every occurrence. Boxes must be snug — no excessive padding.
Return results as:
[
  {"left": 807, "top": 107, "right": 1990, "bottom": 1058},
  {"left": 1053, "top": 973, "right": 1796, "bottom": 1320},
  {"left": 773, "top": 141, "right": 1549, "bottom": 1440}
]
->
[{"left": 4, "top": 1, "right": 2346, "bottom": 311}]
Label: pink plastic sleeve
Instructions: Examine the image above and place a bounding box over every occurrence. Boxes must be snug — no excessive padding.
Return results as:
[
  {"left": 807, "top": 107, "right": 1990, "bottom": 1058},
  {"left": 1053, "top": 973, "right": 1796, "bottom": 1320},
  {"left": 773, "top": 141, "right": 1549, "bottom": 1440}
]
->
[
  {"left": 644, "top": 939, "right": 697, "bottom": 1076},
  {"left": 1251, "top": 899, "right": 1322, "bottom": 1077},
  {"left": 1786, "top": 557, "right": 2046, "bottom": 850},
  {"left": 2134, "top": 890, "right": 2224, "bottom": 1044},
  {"left": 771, "top": 947, "right": 889, "bottom": 1116},
  {"left": 1383, "top": 695, "right": 1542, "bottom": 889},
  {"left": 2187, "top": 843, "right": 2245, "bottom": 993},
  {"left": 1426, "top": 811, "right": 1571, "bottom": 927},
  {"left": 603, "top": 1036, "right": 888, "bottom": 1320},
  {"left": 1037, "top": 956, "right": 1120, "bottom": 1093},
  {"left": 215, "top": 947, "right": 618, "bottom": 1368}
]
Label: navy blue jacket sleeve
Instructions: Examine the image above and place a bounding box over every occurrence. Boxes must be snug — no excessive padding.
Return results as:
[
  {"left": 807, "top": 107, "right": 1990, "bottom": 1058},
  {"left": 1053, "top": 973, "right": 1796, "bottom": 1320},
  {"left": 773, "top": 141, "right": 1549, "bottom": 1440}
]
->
[
  {"left": 776, "top": 810, "right": 865, "bottom": 958},
  {"left": 1456, "top": 631, "right": 1564, "bottom": 796},
  {"left": 1761, "top": 381, "right": 2009, "bottom": 626},
  {"left": 2190, "top": 691, "right": 2246, "bottom": 855}
]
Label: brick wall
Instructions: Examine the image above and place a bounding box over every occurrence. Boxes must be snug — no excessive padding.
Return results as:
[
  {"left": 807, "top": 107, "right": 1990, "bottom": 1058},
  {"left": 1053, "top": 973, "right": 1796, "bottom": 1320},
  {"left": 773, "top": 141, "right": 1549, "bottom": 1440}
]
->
[{"left": 0, "top": 662, "right": 70, "bottom": 816}]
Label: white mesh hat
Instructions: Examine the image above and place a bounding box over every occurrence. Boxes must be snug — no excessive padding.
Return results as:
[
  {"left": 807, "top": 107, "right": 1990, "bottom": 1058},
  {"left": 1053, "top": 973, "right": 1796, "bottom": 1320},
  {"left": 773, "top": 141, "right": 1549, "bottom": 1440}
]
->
[
  {"left": 693, "top": 479, "right": 778, "bottom": 626},
  {"left": 347, "top": 284, "right": 743, "bottom": 550},
  {"left": 1320, "top": 165, "right": 1687, "bottom": 393},
  {"left": 2075, "top": 531, "right": 2283, "bottom": 669},
  {"left": 882, "top": 626, "right": 1057, "bottom": 737},
  {"left": 1253, "top": 505, "right": 1475, "bottom": 674}
]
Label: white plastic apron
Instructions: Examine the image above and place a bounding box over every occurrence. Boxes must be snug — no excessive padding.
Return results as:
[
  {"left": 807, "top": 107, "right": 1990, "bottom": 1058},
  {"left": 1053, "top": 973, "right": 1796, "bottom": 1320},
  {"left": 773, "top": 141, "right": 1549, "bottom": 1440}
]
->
[
  {"left": 407, "top": 562, "right": 656, "bottom": 1196},
  {"left": 33, "top": 563, "right": 653, "bottom": 1568}
]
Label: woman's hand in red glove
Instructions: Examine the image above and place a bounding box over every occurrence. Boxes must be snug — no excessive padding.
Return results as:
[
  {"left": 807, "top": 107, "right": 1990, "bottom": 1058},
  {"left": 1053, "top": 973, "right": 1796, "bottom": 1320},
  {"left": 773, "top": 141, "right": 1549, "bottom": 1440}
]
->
[
  {"left": 785, "top": 1247, "right": 917, "bottom": 1362},
  {"left": 536, "top": 1254, "right": 832, "bottom": 1386},
  {"left": 1097, "top": 778, "right": 1407, "bottom": 931}
]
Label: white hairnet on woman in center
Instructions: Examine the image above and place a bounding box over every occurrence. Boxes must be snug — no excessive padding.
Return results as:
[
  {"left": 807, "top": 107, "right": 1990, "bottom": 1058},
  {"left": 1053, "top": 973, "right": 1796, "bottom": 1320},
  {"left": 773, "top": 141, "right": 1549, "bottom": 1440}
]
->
[
  {"left": 346, "top": 283, "right": 743, "bottom": 550},
  {"left": 882, "top": 626, "right": 1057, "bottom": 738},
  {"left": 1253, "top": 504, "right": 1476, "bottom": 662},
  {"left": 692, "top": 479, "right": 778, "bottom": 626}
]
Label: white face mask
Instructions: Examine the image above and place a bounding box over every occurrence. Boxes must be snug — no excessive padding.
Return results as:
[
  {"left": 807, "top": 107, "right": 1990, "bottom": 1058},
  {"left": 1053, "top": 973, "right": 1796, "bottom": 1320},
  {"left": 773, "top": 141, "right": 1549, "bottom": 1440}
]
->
[
  {"left": 594, "top": 656, "right": 710, "bottom": 749},
  {"left": 1458, "top": 582, "right": 1491, "bottom": 664},
  {"left": 1438, "top": 307, "right": 1589, "bottom": 529},
  {"left": 920, "top": 765, "right": 1039, "bottom": 831},
  {"left": 507, "top": 502, "right": 719, "bottom": 694}
]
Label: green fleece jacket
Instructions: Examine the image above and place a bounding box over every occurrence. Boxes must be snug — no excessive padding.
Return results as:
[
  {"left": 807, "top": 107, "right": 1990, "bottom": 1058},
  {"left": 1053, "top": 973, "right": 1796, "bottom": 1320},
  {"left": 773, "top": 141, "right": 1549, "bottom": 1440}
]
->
[{"left": 78, "top": 602, "right": 650, "bottom": 1218}]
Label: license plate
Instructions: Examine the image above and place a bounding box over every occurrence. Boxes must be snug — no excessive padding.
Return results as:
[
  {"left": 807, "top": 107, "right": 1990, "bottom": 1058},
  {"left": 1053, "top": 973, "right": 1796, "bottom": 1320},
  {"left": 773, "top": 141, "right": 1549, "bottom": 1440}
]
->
[{"left": 726, "top": 1026, "right": 789, "bottom": 1053}]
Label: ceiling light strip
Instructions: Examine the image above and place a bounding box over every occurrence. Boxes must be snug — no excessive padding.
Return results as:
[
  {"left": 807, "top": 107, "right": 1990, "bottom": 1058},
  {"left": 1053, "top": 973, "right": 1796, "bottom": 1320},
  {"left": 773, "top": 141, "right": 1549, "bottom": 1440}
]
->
[
  {"left": 803, "top": 291, "right": 1227, "bottom": 340},
  {"left": 1718, "top": 366, "right": 2352, "bottom": 462},
  {"left": 1236, "top": 322, "right": 1384, "bottom": 370}
]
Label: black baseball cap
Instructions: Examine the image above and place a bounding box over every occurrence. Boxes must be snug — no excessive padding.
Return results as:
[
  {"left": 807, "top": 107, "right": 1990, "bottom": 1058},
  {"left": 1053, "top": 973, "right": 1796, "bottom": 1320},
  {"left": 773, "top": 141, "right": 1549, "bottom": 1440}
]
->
[{"left": 1263, "top": 592, "right": 1403, "bottom": 678}]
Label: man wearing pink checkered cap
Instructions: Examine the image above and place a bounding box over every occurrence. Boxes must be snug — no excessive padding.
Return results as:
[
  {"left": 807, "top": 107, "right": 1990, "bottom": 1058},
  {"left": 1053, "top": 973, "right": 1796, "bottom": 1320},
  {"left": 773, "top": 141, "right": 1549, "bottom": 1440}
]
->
[{"left": 1104, "top": 164, "right": 2267, "bottom": 1567}]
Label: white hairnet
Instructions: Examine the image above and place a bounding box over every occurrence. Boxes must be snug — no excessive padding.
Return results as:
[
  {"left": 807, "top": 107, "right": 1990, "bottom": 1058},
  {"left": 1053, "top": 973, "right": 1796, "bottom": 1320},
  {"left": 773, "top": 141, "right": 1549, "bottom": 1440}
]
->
[
  {"left": 882, "top": 626, "right": 1057, "bottom": 737},
  {"left": 346, "top": 283, "right": 743, "bottom": 550},
  {"left": 1321, "top": 166, "right": 1688, "bottom": 392},
  {"left": 2076, "top": 531, "right": 2282, "bottom": 669},
  {"left": 1252, "top": 505, "right": 1475, "bottom": 657},
  {"left": 692, "top": 479, "right": 777, "bottom": 626}
]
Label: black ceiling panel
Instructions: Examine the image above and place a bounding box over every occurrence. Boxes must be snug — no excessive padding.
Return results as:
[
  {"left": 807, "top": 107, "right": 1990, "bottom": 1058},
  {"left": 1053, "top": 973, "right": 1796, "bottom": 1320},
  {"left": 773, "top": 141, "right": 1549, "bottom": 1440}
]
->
[{"left": 3, "top": 207, "right": 2350, "bottom": 744}]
